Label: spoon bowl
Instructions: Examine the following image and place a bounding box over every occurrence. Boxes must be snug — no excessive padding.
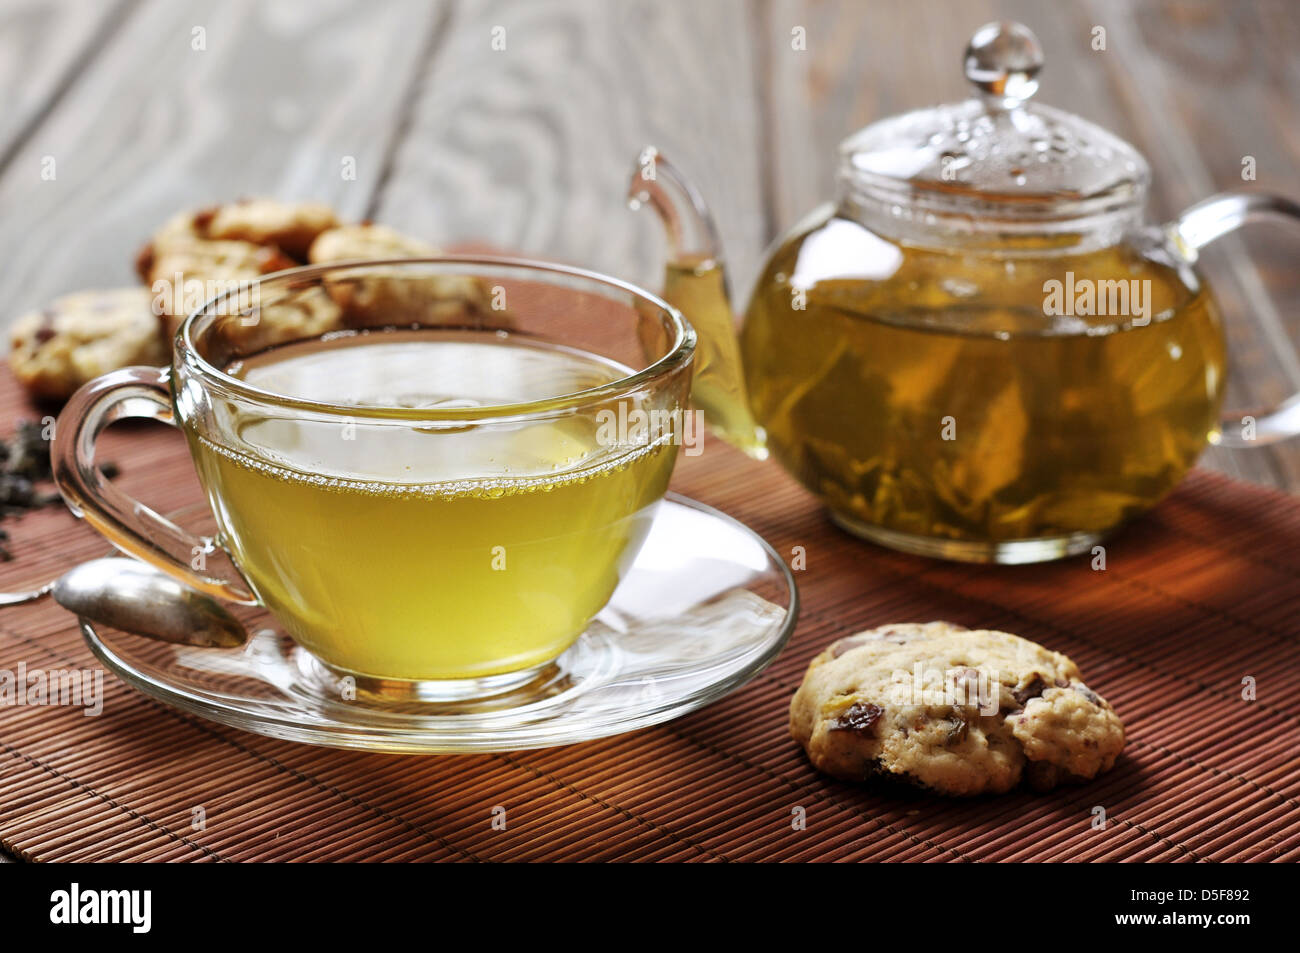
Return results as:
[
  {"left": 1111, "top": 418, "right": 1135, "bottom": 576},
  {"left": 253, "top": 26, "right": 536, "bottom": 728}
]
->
[{"left": 51, "top": 557, "right": 247, "bottom": 648}]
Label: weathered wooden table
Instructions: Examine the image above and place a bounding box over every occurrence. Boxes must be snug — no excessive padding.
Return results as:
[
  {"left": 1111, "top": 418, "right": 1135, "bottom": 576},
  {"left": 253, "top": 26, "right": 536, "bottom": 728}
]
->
[
  {"left": 5, "top": 0, "right": 1300, "bottom": 484},
  {"left": 2, "top": 0, "right": 1299, "bottom": 862}
]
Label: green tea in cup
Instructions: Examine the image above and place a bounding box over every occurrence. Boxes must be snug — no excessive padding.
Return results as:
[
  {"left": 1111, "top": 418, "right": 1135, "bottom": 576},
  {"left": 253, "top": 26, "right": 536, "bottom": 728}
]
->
[
  {"left": 54, "top": 259, "right": 695, "bottom": 696},
  {"left": 190, "top": 331, "right": 677, "bottom": 680}
]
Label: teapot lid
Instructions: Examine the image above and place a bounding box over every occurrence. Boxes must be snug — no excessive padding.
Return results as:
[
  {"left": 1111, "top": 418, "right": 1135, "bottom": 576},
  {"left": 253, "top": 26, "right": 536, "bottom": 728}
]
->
[{"left": 839, "top": 22, "right": 1150, "bottom": 226}]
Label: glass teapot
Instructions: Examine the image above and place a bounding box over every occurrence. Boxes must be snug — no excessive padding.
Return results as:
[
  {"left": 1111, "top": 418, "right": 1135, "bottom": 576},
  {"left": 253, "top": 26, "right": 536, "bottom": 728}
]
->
[{"left": 628, "top": 20, "right": 1300, "bottom": 564}]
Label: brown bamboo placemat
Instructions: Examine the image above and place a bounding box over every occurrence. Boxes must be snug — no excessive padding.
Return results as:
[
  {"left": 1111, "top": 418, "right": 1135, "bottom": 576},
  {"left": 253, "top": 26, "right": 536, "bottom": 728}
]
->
[{"left": 1, "top": 366, "right": 1298, "bottom": 863}]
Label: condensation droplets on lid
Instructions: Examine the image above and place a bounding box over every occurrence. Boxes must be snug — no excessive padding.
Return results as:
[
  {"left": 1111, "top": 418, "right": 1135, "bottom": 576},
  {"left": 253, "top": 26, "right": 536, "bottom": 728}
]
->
[{"left": 838, "top": 21, "right": 1151, "bottom": 219}]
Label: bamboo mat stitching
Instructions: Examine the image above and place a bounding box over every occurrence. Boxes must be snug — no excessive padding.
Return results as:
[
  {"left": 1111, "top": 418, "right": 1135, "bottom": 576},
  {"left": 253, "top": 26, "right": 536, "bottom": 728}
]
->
[
  {"left": 179, "top": 722, "right": 485, "bottom": 862},
  {"left": 3, "top": 466, "right": 1297, "bottom": 860},
  {"left": 664, "top": 718, "right": 972, "bottom": 861},
  {"left": 8, "top": 612, "right": 730, "bottom": 862},
  {"left": 1006, "top": 756, "right": 1204, "bottom": 862},
  {"left": 1110, "top": 572, "right": 1299, "bottom": 647},
  {"left": 9, "top": 617, "right": 808, "bottom": 862},
  {"left": 0, "top": 738, "right": 227, "bottom": 862},
  {"left": 3, "top": 542, "right": 1290, "bottom": 862},
  {"left": 0, "top": 629, "right": 231, "bottom": 861},
  {"left": 1, "top": 625, "right": 485, "bottom": 862},
  {"left": 1157, "top": 523, "right": 1300, "bottom": 579},
  {"left": 1126, "top": 736, "right": 1300, "bottom": 811},
  {"left": 497, "top": 753, "right": 731, "bottom": 862}
]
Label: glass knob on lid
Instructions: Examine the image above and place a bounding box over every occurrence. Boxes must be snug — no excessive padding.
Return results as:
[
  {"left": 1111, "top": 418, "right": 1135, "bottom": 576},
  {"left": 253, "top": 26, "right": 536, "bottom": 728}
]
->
[
  {"left": 963, "top": 20, "right": 1043, "bottom": 111},
  {"left": 839, "top": 21, "right": 1150, "bottom": 233}
]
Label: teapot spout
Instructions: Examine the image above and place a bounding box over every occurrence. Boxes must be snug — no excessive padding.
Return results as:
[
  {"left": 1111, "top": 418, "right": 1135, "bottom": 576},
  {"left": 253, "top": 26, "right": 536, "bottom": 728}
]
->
[{"left": 628, "top": 147, "right": 767, "bottom": 459}]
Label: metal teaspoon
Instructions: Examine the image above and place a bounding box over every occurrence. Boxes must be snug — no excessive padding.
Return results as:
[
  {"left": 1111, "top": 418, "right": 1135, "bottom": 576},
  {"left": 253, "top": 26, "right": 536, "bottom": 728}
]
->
[{"left": 48, "top": 557, "right": 247, "bottom": 648}]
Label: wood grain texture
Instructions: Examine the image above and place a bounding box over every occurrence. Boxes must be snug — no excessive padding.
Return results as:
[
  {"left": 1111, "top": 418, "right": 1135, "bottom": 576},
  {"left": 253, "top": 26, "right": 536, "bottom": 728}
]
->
[
  {"left": 764, "top": 0, "right": 1300, "bottom": 489},
  {"left": 369, "top": 0, "right": 767, "bottom": 298},
  {"left": 0, "top": 0, "right": 135, "bottom": 166},
  {"left": 4, "top": 0, "right": 1300, "bottom": 491},
  {"left": 0, "top": 0, "right": 444, "bottom": 317},
  {"left": 1086, "top": 0, "right": 1300, "bottom": 489}
]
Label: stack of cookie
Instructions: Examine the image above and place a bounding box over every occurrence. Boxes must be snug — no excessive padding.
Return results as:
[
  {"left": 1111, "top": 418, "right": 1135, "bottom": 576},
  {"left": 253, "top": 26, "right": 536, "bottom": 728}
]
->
[{"left": 9, "top": 198, "right": 482, "bottom": 400}]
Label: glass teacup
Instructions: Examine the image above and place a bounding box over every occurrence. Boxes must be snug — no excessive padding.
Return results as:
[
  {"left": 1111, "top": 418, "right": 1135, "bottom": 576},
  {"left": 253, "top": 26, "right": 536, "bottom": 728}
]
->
[{"left": 53, "top": 258, "right": 695, "bottom": 698}]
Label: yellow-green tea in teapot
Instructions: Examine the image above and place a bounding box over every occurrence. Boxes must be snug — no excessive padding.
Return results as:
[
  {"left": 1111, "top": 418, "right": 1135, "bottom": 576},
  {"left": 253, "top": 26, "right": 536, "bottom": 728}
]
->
[
  {"left": 739, "top": 226, "right": 1226, "bottom": 559},
  {"left": 661, "top": 255, "right": 766, "bottom": 457}
]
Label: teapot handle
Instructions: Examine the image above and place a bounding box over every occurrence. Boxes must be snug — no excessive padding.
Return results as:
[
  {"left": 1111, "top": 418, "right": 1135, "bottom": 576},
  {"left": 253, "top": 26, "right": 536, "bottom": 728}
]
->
[{"left": 1169, "top": 191, "right": 1300, "bottom": 448}]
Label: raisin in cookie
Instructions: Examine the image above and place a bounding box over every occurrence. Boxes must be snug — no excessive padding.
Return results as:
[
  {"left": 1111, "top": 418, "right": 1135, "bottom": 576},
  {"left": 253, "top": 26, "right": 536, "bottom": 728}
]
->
[
  {"left": 789, "top": 621, "right": 1125, "bottom": 796},
  {"left": 308, "top": 224, "right": 490, "bottom": 327},
  {"left": 9, "top": 289, "right": 168, "bottom": 399}
]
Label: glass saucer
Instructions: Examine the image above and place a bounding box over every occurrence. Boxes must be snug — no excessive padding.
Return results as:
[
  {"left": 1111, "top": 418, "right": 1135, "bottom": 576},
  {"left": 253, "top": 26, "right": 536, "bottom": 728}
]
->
[{"left": 77, "top": 493, "right": 798, "bottom": 753}]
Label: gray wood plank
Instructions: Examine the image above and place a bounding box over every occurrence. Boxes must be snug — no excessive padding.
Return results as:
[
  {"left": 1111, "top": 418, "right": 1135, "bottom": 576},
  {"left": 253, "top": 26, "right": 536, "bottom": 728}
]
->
[
  {"left": 370, "top": 0, "right": 766, "bottom": 299},
  {"left": 764, "top": 0, "right": 1300, "bottom": 490},
  {"left": 0, "top": 0, "right": 446, "bottom": 319},
  {"left": 0, "top": 0, "right": 135, "bottom": 166},
  {"left": 1086, "top": 0, "right": 1300, "bottom": 488}
]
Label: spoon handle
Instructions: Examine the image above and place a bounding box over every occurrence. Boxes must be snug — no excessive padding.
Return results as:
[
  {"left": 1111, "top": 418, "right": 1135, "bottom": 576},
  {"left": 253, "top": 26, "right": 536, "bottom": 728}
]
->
[{"left": 0, "top": 584, "right": 53, "bottom": 606}]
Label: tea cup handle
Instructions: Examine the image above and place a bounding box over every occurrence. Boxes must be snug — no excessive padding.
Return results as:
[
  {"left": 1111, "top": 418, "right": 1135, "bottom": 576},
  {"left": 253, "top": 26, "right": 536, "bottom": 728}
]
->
[
  {"left": 1169, "top": 191, "right": 1300, "bottom": 448},
  {"left": 52, "top": 366, "right": 257, "bottom": 604}
]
